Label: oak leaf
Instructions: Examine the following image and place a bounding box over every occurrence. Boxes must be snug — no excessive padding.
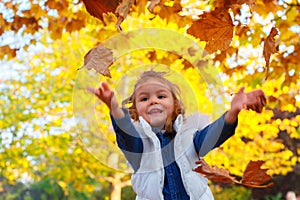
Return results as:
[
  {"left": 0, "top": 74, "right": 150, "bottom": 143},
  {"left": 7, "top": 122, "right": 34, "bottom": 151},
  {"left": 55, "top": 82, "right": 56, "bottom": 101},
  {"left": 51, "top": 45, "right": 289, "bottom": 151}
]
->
[
  {"left": 187, "top": 8, "right": 234, "bottom": 54},
  {"left": 81, "top": 0, "right": 120, "bottom": 21},
  {"left": 82, "top": 45, "right": 113, "bottom": 78},
  {"left": 241, "top": 160, "right": 273, "bottom": 188},
  {"left": 194, "top": 158, "right": 273, "bottom": 188},
  {"left": 194, "top": 159, "right": 239, "bottom": 184},
  {"left": 263, "top": 27, "right": 279, "bottom": 79},
  {"left": 82, "top": 0, "right": 134, "bottom": 28}
]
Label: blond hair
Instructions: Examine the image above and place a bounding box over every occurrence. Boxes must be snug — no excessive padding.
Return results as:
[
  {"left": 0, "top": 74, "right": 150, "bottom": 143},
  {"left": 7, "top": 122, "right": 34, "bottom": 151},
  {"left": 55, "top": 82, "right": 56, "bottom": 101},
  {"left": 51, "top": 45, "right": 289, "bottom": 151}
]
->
[{"left": 122, "top": 70, "right": 185, "bottom": 133}]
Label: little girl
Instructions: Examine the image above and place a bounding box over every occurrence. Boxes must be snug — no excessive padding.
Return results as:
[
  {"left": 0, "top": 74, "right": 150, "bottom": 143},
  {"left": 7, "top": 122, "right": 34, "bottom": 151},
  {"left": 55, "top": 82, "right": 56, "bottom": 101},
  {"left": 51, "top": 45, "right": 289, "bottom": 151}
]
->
[{"left": 88, "top": 70, "right": 266, "bottom": 200}]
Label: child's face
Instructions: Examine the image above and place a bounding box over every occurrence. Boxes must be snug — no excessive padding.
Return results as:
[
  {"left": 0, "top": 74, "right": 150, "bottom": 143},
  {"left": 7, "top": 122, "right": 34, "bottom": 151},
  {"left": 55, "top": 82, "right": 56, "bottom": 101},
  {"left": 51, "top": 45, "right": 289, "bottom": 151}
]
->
[{"left": 134, "top": 79, "right": 174, "bottom": 130}]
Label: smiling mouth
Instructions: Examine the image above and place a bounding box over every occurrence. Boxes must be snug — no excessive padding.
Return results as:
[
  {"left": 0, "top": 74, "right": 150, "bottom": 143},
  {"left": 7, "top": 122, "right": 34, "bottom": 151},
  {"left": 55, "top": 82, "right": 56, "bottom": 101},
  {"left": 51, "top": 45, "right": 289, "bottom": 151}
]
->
[{"left": 148, "top": 109, "right": 163, "bottom": 115}]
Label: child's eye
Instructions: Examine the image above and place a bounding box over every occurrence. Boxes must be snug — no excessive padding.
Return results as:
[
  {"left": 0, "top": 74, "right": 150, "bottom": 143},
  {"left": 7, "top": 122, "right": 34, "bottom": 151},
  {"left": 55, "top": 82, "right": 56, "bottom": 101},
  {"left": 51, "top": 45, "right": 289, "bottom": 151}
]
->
[
  {"left": 158, "top": 95, "right": 166, "bottom": 99},
  {"left": 140, "top": 97, "right": 148, "bottom": 101}
]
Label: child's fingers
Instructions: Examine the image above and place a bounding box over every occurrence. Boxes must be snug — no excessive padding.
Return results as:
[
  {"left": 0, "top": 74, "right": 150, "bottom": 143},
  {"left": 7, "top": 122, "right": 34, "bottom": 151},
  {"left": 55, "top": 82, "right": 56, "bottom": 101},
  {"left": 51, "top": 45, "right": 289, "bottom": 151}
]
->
[
  {"left": 260, "top": 94, "right": 267, "bottom": 106},
  {"left": 86, "top": 86, "right": 104, "bottom": 99},
  {"left": 238, "top": 86, "right": 245, "bottom": 94},
  {"left": 101, "top": 82, "right": 111, "bottom": 92},
  {"left": 96, "top": 87, "right": 104, "bottom": 97},
  {"left": 86, "top": 86, "right": 97, "bottom": 95}
]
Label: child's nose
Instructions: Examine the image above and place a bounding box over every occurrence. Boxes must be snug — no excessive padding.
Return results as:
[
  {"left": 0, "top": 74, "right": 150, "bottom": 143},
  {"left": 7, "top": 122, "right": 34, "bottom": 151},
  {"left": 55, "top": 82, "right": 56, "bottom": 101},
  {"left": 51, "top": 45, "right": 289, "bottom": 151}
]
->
[{"left": 149, "top": 97, "right": 159, "bottom": 105}]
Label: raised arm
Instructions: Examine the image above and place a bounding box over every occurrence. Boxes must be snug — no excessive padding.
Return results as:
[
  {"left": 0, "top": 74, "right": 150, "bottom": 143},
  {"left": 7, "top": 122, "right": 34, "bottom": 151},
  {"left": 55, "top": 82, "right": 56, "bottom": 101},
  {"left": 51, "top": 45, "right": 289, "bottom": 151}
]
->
[
  {"left": 87, "top": 83, "right": 143, "bottom": 171},
  {"left": 87, "top": 82, "right": 124, "bottom": 119},
  {"left": 194, "top": 87, "right": 266, "bottom": 156}
]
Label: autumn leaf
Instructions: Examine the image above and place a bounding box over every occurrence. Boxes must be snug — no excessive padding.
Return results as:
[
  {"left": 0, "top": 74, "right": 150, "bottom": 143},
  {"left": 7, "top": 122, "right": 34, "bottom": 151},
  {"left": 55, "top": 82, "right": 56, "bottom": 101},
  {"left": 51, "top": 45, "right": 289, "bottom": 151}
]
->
[
  {"left": 194, "top": 158, "right": 273, "bottom": 188},
  {"left": 263, "top": 27, "right": 279, "bottom": 79},
  {"left": 213, "top": 0, "right": 255, "bottom": 11},
  {"left": 194, "top": 158, "right": 239, "bottom": 184},
  {"left": 241, "top": 160, "right": 274, "bottom": 188},
  {"left": 150, "top": 0, "right": 189, "bottom": 27},
  {"left": 148, "top": 0, "right": 161, "bottom": 13},
  {"left": 115, "top": 0, "right": 135, "bottom": 28},
  {"left": 82, "top": 0, "right": 134, "bottom": 28},
  {"left": 0, "top": 45, "right": 18, "bottom": 59},
  {"left": 82, "top": 45, "right": 113, "bottom": 78},
  {"left": 66, "top": 19, "right": 85, "bottom": 33},
  {"left": 187, "top": 8, "right": 234, "bottom": 54},
  {"left": 82, "top": 0, "right": 120, "bottom": 22}
]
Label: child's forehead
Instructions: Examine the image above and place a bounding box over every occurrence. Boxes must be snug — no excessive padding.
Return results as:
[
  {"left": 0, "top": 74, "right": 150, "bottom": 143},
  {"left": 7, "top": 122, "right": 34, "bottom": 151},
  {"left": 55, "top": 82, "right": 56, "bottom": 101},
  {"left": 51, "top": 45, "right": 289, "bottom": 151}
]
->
[{"left": 135, "top": 79, "right": 171, "bottom": 93}]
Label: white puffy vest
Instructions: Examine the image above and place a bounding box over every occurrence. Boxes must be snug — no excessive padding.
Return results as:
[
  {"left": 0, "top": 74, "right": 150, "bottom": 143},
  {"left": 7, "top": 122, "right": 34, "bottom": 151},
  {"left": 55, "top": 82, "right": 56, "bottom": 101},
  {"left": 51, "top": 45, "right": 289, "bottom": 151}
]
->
[{"left": 131, "top": 113, "right": 216, "bottom": 200}]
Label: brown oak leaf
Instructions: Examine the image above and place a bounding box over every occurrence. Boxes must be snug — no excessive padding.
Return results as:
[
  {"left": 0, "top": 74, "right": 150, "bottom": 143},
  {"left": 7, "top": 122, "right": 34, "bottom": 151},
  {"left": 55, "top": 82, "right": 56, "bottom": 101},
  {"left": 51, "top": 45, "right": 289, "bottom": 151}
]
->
[
  {"left": 82, "top": 0, "right": 135, "bottom": 28},
  {"left": 82, "top": 45, "right": 113, "bottom": 78},
  {"left": 263, "top": 27, "right": 279, "bottom": 79},
  {"left": 241, "top": 160, "right": 274, "bottom": 188},
  {"left": 194, "top": 158, "right": 273, "bottom": 188},
  {"left": 82, "top": 0, "right": 120, "bottom": 21},
  {"left": 194, "top": 158, "right": 239, "bottom": 184},
  {"left": 187, "top": 8, "right": 234, "bottom": 54}
]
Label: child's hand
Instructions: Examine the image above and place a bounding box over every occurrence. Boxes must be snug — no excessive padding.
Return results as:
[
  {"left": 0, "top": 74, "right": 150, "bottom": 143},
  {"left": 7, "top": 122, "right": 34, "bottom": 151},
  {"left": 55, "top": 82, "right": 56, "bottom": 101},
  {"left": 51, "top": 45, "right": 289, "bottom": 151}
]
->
[
  {"left": 231, "top": 87, "right": 266, "bottom": 114},
  {"left": 87, "top": 82, "right": 118, "bottom": 111},
  {"left": 244, "top": 89, "right": 266, "bottom": 113},
  {"left": 226, "top": 87, "right": 266, "bottom": 123}
]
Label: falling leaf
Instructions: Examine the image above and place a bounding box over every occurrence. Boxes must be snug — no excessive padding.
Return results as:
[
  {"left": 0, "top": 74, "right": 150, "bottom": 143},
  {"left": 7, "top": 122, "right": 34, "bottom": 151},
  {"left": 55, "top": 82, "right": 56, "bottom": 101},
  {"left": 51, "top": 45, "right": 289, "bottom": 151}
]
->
[
  {"left": 82, "top": 0, "right": 120, "bottom": 22},
  {"left": 82, "top": 0, "right": 135, "bottom": 28},
  {"left": 241, "top": 160, "right": 274, "bottom": 188},
  {"left": 263, "top": 27, "right": 279, "bottom": 79},
  {"left": 194, "top": 158, "right": 273, "bottom": 188},
  {"left": 115, "top": 0, "right": 135, "bottom": 28},
  {"left": 194, "top": 158, "right": 239, "bottom": 184},
  {"left": 82, "top": 45, "right": 114, "bottom": 78},
  {"left": 187, "top": 8, "right": 234, "bottom": 54}
]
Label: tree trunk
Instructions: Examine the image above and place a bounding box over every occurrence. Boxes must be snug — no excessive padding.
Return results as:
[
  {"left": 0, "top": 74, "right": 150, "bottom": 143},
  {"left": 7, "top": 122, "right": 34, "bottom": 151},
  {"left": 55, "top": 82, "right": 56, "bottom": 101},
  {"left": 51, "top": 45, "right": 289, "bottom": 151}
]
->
[{"left": 109, "top": 173, "right": 123, "bottom": 200}]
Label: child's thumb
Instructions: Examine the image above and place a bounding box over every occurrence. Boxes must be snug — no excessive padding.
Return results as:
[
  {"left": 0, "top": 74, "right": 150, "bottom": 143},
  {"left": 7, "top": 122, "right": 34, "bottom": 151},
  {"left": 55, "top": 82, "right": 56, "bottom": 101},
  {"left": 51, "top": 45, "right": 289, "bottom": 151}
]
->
[
  {"left": 86, "top": 86, "right": 96, "bottom": 94},
  {"left": 238, "top": 87, "right": 245, "bottom": 94}
]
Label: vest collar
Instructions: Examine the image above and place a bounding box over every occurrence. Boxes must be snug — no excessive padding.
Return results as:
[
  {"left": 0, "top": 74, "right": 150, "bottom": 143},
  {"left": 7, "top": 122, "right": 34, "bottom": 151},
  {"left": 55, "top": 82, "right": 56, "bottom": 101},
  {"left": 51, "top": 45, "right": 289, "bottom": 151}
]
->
[{"left": 138, "top": 114, "right": 184, "bottom": 133}]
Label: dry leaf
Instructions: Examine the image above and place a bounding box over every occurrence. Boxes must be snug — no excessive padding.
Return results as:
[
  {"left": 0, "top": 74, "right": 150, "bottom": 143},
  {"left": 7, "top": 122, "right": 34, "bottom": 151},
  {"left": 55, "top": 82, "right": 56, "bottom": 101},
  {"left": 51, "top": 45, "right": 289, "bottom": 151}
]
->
[
  {"left": 194, "top": 158, "right": 239, "bottom": 184},
  {"left": 194, "top": 158, "right": 273, "bottom": 188},
  {"left": 82, "top": 0, "right": 135, "bottom": 28},
  {"left": 115, "top": 0, "right": 135, "bottom": 28},
  {"left": 82, "top": 0, "right": 120, "bottom": 21},
  {"left": 187, "top": 8, "right": 234, "bottom": 54},
  {"left": 263, "top": 27, "right": 279, "bottom": 79},
  {"left": 241, "top": 160, "right": 274, "bottom": 188},
  {"left": 83, "top": 45, "right": 113, "bottom": 78}
]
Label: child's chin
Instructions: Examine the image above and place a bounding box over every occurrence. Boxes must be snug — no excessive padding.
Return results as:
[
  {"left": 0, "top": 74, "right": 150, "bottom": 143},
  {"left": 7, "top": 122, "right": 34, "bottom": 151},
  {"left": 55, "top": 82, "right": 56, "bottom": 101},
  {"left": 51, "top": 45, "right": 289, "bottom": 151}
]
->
[{"left": 149, "top": 120, "right": 166, "bottom": 129}]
